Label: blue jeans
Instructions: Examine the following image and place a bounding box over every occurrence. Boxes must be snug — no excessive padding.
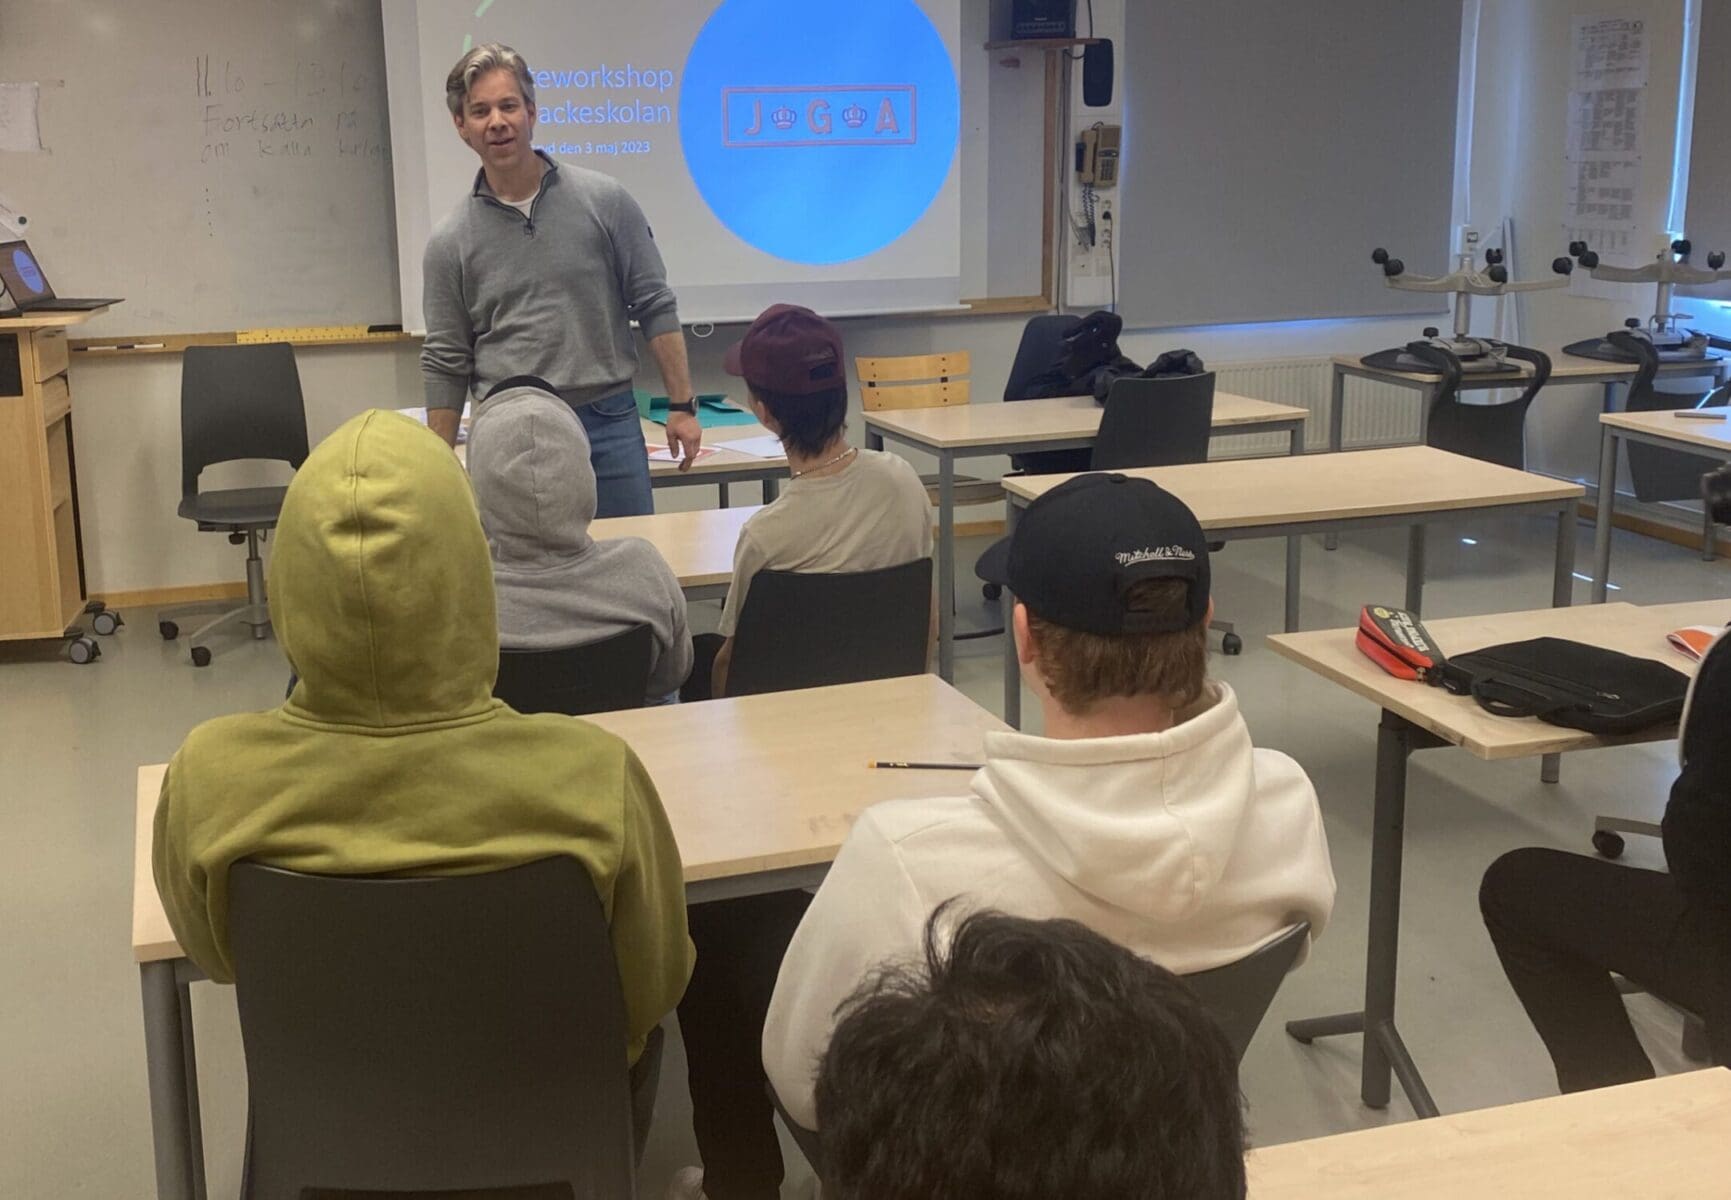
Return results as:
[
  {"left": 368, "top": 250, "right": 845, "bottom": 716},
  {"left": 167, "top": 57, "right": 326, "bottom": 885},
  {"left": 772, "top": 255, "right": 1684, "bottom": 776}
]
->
[{"left": 572, "top": 389, "right": 654, "bottom": 517}]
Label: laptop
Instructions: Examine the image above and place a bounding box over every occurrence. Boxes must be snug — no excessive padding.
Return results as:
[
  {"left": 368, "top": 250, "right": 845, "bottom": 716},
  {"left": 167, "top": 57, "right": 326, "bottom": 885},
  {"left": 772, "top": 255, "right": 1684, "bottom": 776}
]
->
[{"left": 0, "top": 239, "right": 121, "bottom": 315}]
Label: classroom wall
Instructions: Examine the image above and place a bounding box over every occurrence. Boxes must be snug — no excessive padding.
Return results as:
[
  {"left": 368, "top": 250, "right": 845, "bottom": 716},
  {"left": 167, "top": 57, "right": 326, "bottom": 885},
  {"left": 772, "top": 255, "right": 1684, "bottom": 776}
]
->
[{"left": 69, "top": 1, "right": 1674, "bottom": 597}]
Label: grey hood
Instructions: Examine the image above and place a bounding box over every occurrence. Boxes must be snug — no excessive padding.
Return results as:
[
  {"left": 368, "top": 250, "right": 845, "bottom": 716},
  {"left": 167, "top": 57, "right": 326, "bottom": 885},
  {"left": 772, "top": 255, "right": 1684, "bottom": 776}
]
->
[{"left": 468, "top": 384, "right": 597, "bottom": 571}]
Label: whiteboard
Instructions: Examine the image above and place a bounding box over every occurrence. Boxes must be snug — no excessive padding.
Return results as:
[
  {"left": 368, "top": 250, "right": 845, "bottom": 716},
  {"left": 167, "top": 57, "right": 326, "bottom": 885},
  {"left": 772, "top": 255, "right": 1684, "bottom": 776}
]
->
[
  {"left": 0, "top": 0, "right": 1041, "bottom": 339},
  {"left": 0, "top": 0, "right": 399, "bottom": 338}
]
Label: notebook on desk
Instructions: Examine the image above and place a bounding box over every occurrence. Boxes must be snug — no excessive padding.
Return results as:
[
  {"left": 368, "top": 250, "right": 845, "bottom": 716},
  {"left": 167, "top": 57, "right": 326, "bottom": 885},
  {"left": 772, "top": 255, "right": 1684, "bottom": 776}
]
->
[{"left": 0, "top": 239, "right": 121, "bottom": 315}]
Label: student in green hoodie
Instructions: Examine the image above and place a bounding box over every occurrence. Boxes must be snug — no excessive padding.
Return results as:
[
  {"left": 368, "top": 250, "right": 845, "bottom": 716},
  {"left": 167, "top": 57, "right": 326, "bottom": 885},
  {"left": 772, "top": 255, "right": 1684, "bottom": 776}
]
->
[{"left": 152, "top": 410, "right": 693, "bottom": 1110}]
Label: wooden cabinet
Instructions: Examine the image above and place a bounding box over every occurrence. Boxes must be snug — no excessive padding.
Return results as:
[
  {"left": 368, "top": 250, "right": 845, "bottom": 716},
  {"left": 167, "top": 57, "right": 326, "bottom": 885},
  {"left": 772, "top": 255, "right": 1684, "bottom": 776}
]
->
[{"left": 0, "top": 311, "right": 104, "bottom": 642}]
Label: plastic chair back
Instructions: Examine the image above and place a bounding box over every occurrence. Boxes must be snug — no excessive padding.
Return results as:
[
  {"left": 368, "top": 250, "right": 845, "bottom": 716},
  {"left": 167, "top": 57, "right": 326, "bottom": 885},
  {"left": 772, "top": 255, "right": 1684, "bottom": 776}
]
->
[
  {"left": 1004, "top": 315, "right": 1082, "bottom": 401},
  {"left": 1609, "top": 332, "right": 1728, "bottom": 502},
  {"left": 495, "top": 625, "right": 655, "bottom": 715},
  {"left": 1090, "top": 373, "right": 1216, "bottom": 470},
  {"left": 1180, "top": 921, "right": 1311, "bottom": 1064},
  {"left": 229, "top": 857, "right": 636, "bottom": 1200},
  {"left": 180, "top": 343, "right": 310, "bottom": 502},
  {"left": 728, "top": 558, "right": 933, "bottom": 697}
]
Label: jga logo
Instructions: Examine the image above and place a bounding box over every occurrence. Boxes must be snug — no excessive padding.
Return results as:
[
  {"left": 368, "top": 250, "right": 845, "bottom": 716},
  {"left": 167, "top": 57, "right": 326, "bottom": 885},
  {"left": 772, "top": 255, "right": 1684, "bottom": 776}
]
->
[
  {"left": 724, "top": 86, "right": 916, "bottom": 147},
  {"left": 680, "top": 0, "right": 959, "bottom": 265}
]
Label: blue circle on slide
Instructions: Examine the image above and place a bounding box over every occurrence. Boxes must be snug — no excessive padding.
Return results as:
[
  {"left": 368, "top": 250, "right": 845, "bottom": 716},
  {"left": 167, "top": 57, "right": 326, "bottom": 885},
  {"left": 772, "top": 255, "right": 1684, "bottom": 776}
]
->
[
  {"left": 679, "top": 0, "right": 959, "bottom": 265},
  {"left": 12, "top": 248, "right": 45, "bottom": 294}
]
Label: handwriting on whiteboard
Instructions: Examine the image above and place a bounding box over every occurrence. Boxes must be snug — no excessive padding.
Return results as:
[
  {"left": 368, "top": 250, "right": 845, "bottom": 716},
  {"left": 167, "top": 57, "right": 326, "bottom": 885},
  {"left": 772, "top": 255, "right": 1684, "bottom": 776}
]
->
[{"left": 194, "top": 55, "right": 389, "bottom": 166}]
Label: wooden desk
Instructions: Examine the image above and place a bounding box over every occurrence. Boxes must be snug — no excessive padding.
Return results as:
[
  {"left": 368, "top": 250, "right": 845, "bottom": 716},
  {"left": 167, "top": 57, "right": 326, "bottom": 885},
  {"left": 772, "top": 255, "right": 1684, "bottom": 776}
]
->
[
  {"left": 1245, "top": 1069, "right": 1731, "bottom": 1198},
  {"left": 589, "top": 506, "right": 758, "bottom": 602},
  {"left": 997, "top": 447, "right": 1585, "bottom": 726},
  {"left": 449, "top": 414, "right": 788, "bottom": 506},
  {"left": 862, "top": 392, "right": 1309, "bottom": 681},
  {"left": 1327, "top": 346, "right": 1730, "bottom": 455},
  {"left": 0, "top": 308, "right": 111, "bottom": 653},
  {"left": 1267, "top": 600, "right": 1728, "bottom": 1120},
  {"left": 1591, "top": 407, "right": 1731, "bottom": 601},
  {"left": 132, "top": 674, "right": 1006, "bottom": 1199}
]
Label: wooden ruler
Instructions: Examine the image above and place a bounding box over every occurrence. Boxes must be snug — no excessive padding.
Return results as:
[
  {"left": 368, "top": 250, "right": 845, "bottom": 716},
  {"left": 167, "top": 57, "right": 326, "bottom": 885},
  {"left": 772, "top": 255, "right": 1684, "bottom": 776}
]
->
[{"left": 236, "top": 325, "right": 406, "bottom": 344}]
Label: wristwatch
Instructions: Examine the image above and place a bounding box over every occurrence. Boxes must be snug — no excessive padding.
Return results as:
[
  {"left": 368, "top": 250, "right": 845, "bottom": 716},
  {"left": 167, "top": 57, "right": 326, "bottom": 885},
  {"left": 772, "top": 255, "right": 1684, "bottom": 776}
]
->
[{"left": 667, "top": 398, "right": 697, "bottom": 416}]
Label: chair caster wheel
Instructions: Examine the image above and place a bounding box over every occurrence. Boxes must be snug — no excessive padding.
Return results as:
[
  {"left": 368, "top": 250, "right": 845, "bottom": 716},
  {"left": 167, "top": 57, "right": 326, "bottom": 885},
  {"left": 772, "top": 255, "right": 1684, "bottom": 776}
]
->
[
  {"left": 159, "top": 620, "right": 180, "bottom": 641},
  {"left": 92, "top": 610, "right": 123, "bottom": 636},
  {"left": 190, "top": 646, "right": 212, "bottom": 668},
  {"left": 68, "top": 636, "right": 101, "bottom": 665},
  {"left": 982, "top": 582, "right": 1003, "bottom": 602},
  {"left": 1591, "top": 830, "right": 1625, "bottom": 859},
  {"left": 1222, "top": 632, "right": 1244, "bottom": 656}
]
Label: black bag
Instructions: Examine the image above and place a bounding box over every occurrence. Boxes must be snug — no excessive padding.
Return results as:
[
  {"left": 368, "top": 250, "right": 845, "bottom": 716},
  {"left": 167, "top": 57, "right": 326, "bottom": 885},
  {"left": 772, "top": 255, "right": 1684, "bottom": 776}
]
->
[{"left": 1441, "top": 637, "right": 1689, "bottom": 735}]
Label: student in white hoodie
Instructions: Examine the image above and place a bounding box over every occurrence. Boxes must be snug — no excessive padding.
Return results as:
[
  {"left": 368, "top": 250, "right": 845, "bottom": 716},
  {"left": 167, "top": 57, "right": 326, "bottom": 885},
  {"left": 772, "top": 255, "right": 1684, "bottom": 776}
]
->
[{"left": 761, "top": 472, "right": 1337, "bottom": 1132}]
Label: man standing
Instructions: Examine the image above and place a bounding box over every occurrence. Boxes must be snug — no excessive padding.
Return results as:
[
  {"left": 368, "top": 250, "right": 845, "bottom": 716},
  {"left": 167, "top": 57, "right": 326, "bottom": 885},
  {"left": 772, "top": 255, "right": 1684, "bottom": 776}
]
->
[{"left": 422, "top": 42, "right": 700, "bottom": 516}]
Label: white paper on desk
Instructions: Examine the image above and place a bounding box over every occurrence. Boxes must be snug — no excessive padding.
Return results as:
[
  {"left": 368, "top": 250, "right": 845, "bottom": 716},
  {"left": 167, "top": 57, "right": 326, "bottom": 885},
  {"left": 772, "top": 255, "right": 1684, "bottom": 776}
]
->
[
  {"left": 646, "top": 443, "right": 719, "bottom": 462},
  {"left": 712, "top": 434, "right": 787, "bottom": 459},
  {"left": 394, "top": 405, "right": 470, "bottom": 443},
  {"left": 0, "top": 83, "right": 44, "bottom": 152}
]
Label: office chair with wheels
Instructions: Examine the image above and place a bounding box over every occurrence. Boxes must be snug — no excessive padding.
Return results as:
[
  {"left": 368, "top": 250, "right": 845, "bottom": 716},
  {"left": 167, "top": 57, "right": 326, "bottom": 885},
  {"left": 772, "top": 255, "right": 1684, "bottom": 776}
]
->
[
  {"left": 727, "top": 558, "right": 933, "bottom": 696},
  {"left": 494, "top": 624, "right": 655, "bottom": 715},
  {"left": 158, "top": 343, "right": 308, "bottom": 667},
  {"left": 229, "top": 856, "right": 652, "bottom": 1200}
]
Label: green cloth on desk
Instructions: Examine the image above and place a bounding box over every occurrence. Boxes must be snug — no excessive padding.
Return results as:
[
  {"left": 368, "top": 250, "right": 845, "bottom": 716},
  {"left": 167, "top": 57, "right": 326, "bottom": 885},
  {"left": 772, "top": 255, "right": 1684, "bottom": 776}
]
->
[
  {"left": 151, "top": 410, "right": 692, "bottom": 1065},
  {"left": 644, "top": 393, "right": 758, "bottom": 427}
]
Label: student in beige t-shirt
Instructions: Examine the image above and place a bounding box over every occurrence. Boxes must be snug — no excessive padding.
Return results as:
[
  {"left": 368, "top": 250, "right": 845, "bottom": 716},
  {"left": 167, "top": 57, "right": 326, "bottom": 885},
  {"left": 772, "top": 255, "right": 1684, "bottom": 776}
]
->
[
  {"left": 685, "top": 303, "right": 933, "bottom": 701},
  {"left": 666, "top": 303, "right": 932, "bottom": 1200}
]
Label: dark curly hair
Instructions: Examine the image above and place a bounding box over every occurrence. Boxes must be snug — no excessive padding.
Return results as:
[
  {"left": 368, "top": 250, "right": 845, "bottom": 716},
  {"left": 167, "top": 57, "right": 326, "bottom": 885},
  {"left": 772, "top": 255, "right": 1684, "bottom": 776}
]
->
[{"left": 815, "top": 903, "right": 1247, "bottom": 1199}]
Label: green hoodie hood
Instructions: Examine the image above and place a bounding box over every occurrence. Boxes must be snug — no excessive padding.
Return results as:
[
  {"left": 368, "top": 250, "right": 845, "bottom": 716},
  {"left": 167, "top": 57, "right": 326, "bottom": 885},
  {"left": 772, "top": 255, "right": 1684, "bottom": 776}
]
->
[{"left": 273, "top": 409, "right": 498, "bottom": 728}]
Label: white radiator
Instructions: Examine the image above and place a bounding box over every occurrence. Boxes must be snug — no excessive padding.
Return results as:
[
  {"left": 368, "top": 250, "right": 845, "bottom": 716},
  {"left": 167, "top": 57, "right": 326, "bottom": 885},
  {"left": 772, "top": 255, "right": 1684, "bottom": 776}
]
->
[{"left": 1211, "top": 357, "right": 1422, "bottom": 457}]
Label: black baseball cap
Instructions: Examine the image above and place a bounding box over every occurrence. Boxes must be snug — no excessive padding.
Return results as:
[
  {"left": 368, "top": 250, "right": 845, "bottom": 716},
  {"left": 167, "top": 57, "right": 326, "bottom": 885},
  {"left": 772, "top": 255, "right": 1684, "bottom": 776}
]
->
[{"left": 975, "top": 474, "right": 1211, "bottom": 635}]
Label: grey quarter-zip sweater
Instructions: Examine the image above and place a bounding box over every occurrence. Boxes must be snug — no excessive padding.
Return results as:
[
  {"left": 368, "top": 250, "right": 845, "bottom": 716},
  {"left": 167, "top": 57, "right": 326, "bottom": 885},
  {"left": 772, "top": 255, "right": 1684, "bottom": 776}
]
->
[{"left": 421, "top": 152, "right": 682, "bottom": 412}]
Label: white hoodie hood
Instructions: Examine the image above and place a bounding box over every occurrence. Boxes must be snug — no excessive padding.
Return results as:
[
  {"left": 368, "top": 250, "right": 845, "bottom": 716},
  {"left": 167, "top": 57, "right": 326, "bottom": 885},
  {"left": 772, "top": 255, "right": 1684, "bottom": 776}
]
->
[{"left": 763, "top": 680, "right": 1336, "bottom": 1130}]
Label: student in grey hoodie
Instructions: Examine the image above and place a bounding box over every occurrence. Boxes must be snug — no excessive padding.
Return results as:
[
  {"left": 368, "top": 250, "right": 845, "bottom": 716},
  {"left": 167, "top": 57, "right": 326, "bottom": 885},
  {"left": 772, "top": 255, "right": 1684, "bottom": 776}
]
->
[{"left": 467, "top": 378, "right": 694, "bottom": 703}]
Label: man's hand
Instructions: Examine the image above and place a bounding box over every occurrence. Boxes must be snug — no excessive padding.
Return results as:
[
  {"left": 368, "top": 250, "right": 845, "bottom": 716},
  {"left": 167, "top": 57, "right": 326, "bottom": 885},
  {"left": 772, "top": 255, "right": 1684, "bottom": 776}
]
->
[
  {"left": 666, "top": 409, "right": 702, "bottom": 471},
  {"left": 427, "top": 407, "right": 462, "bottom": 449}
]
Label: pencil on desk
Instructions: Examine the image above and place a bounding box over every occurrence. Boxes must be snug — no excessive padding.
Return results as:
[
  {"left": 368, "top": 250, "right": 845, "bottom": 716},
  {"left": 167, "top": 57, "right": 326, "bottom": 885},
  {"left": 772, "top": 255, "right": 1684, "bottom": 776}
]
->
[{"left": 868, "top": 760, "right": 983, "bottom": 771}]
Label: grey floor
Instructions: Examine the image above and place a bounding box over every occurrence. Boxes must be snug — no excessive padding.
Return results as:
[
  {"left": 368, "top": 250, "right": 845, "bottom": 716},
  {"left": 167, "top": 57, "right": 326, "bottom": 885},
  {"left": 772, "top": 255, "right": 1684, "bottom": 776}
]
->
[{"left": 3, "top": 513, "right": 1726, "bottom": 1198}]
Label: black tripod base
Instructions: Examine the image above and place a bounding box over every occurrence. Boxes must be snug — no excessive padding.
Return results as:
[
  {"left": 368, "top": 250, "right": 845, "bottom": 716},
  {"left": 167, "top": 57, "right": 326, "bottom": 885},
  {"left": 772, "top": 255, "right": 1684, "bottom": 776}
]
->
[{"left": 1286, "top": 1010, "right": 1440, "bottom": 1119}]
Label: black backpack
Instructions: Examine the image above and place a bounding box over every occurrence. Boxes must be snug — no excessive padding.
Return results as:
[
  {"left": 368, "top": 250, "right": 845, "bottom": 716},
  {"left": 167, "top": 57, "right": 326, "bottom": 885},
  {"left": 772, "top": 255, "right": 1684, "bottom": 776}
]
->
[{"left": 1441, "top": 637, "right": 1690, "bottom": 735}]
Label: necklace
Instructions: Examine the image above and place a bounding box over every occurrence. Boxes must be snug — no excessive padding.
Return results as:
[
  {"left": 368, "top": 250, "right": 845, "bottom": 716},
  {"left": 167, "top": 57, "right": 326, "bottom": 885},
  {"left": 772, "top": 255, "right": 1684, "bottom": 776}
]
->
[{"left": 789, "top": 445, "right": 858, "bottom": 479}]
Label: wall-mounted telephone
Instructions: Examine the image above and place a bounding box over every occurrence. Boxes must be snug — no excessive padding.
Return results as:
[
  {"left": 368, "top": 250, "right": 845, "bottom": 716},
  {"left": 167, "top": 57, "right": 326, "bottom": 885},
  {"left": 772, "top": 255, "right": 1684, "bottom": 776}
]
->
[{"left": 1077, "top": 124, "right": 1121, "bottom": 187}]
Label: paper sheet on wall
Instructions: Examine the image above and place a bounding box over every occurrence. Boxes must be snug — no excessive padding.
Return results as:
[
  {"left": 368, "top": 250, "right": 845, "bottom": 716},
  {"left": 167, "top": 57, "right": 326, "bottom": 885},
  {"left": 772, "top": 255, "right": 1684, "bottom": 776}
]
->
[
  {"left": 1572, "top": 15, "right": 1649, "bottom": 89},
  {"left": 0, "top": 83, "right": 45, "bottom": 152}
]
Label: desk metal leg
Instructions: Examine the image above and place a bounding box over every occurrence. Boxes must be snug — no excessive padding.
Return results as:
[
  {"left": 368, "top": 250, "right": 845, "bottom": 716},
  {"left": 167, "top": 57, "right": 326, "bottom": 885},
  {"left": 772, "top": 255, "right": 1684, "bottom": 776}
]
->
[
  {"left": 936, "top": 453, "right": 956, "bottom": 683},
  {"left": 1286, "top": 711, "right": 1440, "bottom": 1119},
  {"left": 1002, "top": 503, "right": 1023, "bottom": 728},
  {"left": 1706, "top": 511, "right": 1718, "bottom": 563},
  {"left": 762, "top": 478, "right": 779, "bottom": 504},
  {"left": 1284, "top": 535, "right": 1302, "bottom": 633},
  {"left": 1325, "top": 370, "right": 1345, "bottom": 550},
  {"left": 719, "top": 482, "right": 730, "bottom": 509},
  {"left": 1591, "top": 429, "right": 1618, "bottom": 604},
  {"left": 141, "top": 961, "right": 206, "bottom": 1200},
  {"left": 1540, "top": 498, "right": 1581, "bottom": 784},
  {"left": 1404, "top": 526, "right": 1426, "bottom": 615},
  {"left": 866, "top": 428, "right": 884, "bottom": 452}
]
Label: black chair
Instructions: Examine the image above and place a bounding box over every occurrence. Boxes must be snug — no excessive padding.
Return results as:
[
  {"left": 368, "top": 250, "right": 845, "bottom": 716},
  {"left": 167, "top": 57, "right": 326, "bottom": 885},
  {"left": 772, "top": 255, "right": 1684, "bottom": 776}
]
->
[
  {"left": 229, "top": 856, "right": 648, "bottom": 1199},
  {"left": 1088, "top": 372, "right": 1216, "bottom": 470},
  {"left": 495, "top": 624, "right": 655, "bottom": 715},
  {"left": 1416, "top": 344, "right": 1551, "bottom": 471},
  {"left": 727, "top": 558, "right": 933, "bottom": 696},
  {"left": 772, "top": 920, "right": 1313, "bottom": 1181},
  {"left": 1086, "top": 373, "right": 1240, "bottom": 654},
  {"left": 1185, "top": 920, "right": 1310, "bottom": 1063},
  {"left": 158, "top": 343, "right": 309, "bottom": 667}
]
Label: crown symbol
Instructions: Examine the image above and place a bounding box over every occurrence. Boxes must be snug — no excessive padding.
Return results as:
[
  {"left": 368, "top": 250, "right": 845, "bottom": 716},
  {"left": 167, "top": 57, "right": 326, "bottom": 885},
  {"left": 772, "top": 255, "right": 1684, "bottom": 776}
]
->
[
  {"left": 841, "top": 103, "right": 868, "bottom": 128},
  {"left": 770, "top": 104, "right": 798, "bottom": 130}
]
